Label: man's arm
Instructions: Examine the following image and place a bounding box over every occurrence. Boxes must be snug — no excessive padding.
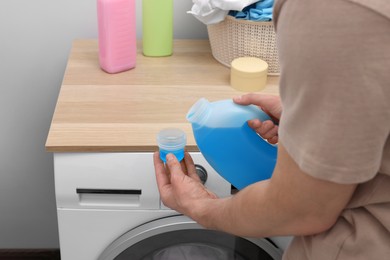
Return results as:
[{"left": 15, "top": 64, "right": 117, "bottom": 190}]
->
[{"left": 171, "top": 143, "right": 357, "bottom": 237}]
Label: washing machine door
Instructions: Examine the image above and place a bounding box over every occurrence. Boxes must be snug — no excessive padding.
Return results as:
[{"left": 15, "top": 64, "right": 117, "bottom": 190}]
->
[{"left": 98, "top": 215, "right": 283, "bottom": 260}]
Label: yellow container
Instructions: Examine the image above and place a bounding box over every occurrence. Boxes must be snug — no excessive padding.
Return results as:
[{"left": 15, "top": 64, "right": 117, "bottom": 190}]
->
[{"left": 230, "top": 57, "right": 268, "bottom": 92}]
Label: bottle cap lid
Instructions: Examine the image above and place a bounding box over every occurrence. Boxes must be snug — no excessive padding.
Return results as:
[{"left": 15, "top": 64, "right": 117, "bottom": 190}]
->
[
  {"left": 231, "top": 57, "right": 268, "bottom": 78},
  {"left": 231, "top": 57, "right": 268, "bottom": 91},
  {"left": 157, "top": 128, "right": 187, "bottom": 151}
]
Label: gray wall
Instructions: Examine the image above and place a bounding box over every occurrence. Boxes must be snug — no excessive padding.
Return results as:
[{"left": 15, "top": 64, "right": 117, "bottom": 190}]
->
[{"left": 0, "top": 0, "right": 207, "bottom": 248}]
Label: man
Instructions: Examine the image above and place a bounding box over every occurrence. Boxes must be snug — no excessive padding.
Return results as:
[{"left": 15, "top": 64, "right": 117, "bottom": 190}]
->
[{"left": 153, "top": 0, "right": 390, "bottom": 258}]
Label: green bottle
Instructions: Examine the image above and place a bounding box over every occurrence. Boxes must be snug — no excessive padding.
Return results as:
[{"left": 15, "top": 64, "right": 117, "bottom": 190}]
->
[{"left": 142, "top": 0, "right": 173, "bottom": 57}]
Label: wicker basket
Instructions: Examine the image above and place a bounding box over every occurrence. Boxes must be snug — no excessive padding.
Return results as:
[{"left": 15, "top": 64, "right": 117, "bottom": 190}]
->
[{"left": 207, "top": 15, "right": 280, "bottom": 75}]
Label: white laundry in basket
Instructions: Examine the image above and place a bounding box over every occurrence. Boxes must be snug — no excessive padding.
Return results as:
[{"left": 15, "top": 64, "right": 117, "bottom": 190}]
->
[{"left": 188, "top": 0, "right": 259, "bottom": 25}]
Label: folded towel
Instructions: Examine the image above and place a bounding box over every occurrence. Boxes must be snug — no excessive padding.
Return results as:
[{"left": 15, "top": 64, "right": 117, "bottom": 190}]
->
[
  {"left": 256, "top": 0, "right": 274, "bottom": 9},
  {"left": 230, "top": 0, "right": 274, "bottom": 21}
]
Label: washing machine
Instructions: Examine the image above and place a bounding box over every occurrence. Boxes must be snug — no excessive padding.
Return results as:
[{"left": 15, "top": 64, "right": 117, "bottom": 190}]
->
[{"left": 54, "top": 152, "right": 292, "bottom": 260}]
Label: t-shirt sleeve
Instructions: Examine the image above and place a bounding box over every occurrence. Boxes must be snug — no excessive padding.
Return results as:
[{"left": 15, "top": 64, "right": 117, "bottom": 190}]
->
[{"left": 275, "top": 0, "right": 390, "bottom": 184}]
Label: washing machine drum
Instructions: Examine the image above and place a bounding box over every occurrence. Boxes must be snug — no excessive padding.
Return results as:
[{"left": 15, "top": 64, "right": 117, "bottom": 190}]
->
[{"left": 99, "top": 215, "right": 283, "bottom": 260}]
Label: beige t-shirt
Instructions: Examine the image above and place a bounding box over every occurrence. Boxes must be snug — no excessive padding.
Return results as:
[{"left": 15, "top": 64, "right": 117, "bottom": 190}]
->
[{"left": 273, "top": 0, "right": 390, "bottom": 259}]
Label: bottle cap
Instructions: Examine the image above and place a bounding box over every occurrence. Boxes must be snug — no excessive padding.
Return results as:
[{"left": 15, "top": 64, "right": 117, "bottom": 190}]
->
[{"left": 157, "top": 128, "right": 186, "bottom": 162}]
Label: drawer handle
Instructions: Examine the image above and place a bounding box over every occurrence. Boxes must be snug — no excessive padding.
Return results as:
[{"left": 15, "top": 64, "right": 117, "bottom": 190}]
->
[
  {"left": 76, "top": 188, "right": 143, "bottom": 207},
  {"left": 76, "top": 188, "right": 142, "bottom": 195}
]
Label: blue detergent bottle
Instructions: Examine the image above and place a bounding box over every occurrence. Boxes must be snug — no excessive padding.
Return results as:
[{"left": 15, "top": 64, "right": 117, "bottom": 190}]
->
[{"left": 186, "top": 98, "right": 277, "bottom": 190}]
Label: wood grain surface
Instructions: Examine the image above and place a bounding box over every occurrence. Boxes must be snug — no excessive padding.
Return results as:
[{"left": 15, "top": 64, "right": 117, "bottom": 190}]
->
[{"left": 46, "top": 40, "right": 279, "bottom": 152}]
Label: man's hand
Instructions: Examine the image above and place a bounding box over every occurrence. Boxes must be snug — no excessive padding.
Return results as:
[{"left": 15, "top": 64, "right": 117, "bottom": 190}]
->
[
  {"left": 234, "top": 94, "right": 282, "bottom": 144},
  {"left": 153, "top": 152, "right": 218, "bottom": 218}
]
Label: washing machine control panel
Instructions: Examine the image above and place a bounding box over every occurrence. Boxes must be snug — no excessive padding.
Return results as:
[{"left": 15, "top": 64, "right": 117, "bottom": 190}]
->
[{"left": 54, "top": 152, "right": 232, "bottom": 211}]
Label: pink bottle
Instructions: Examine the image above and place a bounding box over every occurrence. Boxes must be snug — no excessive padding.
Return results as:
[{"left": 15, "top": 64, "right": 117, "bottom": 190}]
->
[{"left": 97, "top": 0, "right": 136, "bottom": 73}]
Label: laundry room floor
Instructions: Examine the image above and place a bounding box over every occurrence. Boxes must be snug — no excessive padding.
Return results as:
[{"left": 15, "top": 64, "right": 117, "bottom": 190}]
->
[{"left": 0, "top": 249, "right": 60, "bottom": 260}]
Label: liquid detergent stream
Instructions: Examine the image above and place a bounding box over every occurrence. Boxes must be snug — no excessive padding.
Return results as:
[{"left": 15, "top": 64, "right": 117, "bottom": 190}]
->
[{"left": 187, "top": 98, "right": 277, "bottom": 189}]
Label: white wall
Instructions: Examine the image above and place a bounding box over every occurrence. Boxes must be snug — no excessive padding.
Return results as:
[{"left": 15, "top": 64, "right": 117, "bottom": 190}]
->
[{"left": 0, "top": 0, "right": 207, "bottom": 248}]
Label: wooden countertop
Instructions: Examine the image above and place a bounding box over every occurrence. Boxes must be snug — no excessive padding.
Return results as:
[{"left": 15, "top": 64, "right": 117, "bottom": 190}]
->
[{"left": 45, "top": 39, "right": 279, "bottom": 152}]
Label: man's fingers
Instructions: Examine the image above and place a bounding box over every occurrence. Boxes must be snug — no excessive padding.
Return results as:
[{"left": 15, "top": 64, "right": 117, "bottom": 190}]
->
[
  {"left": 268, "top": 135, "right": 279, "bottom": 144},
  {"left": 258, "top": 120, "right": 275, "bottom": 136},
  {"left": 233, "top": 93, "right": 275, "bottom": 108},
  {"left": 233, "top": 94, "right": 282, "bottom": 120},
  {"left": 166, "top": 154, "right": 186, "bottom": 184},
  {"left": 249, "top": 120, "right": 274, "bottom": 136},
  {"left": 248, "top": 120, "right": 279, "bottom": 143},
  {"left": 263, "top": 125, "right": 279, "bottom": 140},
  {"left": 233, "top": 93, "right": 258, "bottom": 105},
  {"left": 153, "top": 152, "right": 170, "bottom": 190},
  {"left": 248, "top": 119, "right": 262, "bottom": 130},
  {"left": 183, "top": 152, "right": 201, "bottom": 182}
]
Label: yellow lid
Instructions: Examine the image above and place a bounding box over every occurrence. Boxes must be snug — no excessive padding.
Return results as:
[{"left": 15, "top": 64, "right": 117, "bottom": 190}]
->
[
  {"left": 230, "top": 57, "right": 268, "bottom": 92},
  {"left": 231, "top": 57, "right": 268, "bottom": 78}
]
